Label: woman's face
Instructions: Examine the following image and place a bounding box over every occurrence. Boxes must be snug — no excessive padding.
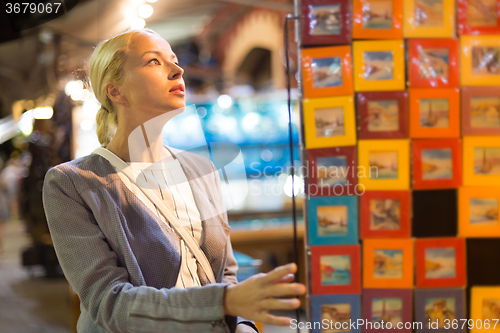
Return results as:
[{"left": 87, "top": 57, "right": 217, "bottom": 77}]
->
[{"left": 119, "top": 32, "right": 185, "bottom": 115}]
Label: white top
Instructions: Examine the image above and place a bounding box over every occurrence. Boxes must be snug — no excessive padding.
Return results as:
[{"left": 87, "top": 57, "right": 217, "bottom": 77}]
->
[{"left": 110, "top": 147, "right": 203, "bottom": 288}]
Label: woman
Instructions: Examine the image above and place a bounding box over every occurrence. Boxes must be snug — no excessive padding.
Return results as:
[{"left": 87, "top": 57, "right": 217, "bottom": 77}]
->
[{"left": 42, "top": 28, "right": 306, "bottom": 333}]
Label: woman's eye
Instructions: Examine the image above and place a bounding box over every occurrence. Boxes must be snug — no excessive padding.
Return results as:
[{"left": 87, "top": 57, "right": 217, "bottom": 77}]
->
[{"left": 149, "top": 58, "right": 160, "bottom": 65}]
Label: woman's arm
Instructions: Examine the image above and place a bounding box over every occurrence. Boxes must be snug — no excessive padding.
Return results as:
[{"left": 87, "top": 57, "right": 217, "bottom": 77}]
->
[{"left": 42, "top": 166, "right": 231, "bottom": 333}]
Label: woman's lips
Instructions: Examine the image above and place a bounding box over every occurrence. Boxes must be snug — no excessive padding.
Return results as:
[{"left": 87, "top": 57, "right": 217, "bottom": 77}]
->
[
  {"left": 169, "top": 89, "right": 185, "bottom": 96},
  {"left": 169, "top": 84, "right": 185, "bottom": 96}
]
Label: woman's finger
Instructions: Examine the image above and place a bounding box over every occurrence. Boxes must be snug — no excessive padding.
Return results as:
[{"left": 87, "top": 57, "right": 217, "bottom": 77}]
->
[
  {"left": 263, "top": 282, "right": 307, "bottom": 298},
  {"left": 275, "top": 273, "right": 295, "bottom": 284},
  {"left": 263, "top": 263, "right": 297, "bottom": 284},
  {"left": 260, "top": 297, "right": 301, "bottom": 311},
  {"left": 259, "top": 313, "right": 295, "bottom": 326}
]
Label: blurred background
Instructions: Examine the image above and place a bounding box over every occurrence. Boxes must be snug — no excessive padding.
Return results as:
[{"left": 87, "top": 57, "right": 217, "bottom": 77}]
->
[{"left": 0, "top": 0, "right": 306, "bottom": 332}]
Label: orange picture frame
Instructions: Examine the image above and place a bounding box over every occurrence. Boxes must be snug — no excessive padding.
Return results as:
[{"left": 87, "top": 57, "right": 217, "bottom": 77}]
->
[
  {"left": 458, "top": 186, "right": 500, "bottom": 237},
  {"left": 470, "top": 287, "right": 500, "bottom": 333},
  {"left": 409, "top": 88, "right": 460, "bottom": 138},
  {"left": 352, "top": 0, "right": 403, "bottom": 39},
  {"left": 353, "top": 40, "right": 406, "bottom": 92},
  {"left": 460, "top": 35, "right": 500, "bottom": 86},
  {"left": 302, "top": 46, "right": 353, "bottom": 99},
  {"left": 403, "top": 0, "right": 456, "bottom": 38},
  {"left": 363, "top": 238, "right": 414, "bottom": 288},
  {"left": 462, "top": 136, "right": 500, "bottom": 186}
]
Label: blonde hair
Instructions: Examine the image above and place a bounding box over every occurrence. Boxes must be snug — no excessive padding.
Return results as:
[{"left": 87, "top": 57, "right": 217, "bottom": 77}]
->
[{"left": 88, "top": 28, "right": 160, "bottom": 146}]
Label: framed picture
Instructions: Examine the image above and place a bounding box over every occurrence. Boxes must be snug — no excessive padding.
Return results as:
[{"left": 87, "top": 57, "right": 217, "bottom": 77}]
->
[
  {"left": 462, "top": 136, "right": 500, "bottom": 186},
  {"left": 408, "top": 39, "right": 460, "bottom": 89},
  {"left": 307, "top": 195, "right": 359, "bottom": 245},
  {"left": 403, "top": 0, "right": 456, "bottom": 38},
  {"left": 460, "top": 35, "right": 500, "bottom": 86},
  {"left": 458, "top": 186, "right": 500, "bottom": 237},
  {"left": 357, "top": 91, "right": 409, "bottom": 139},
  {"left": 311, "top": 245, "right": 361, "bottom": 294},
  {"left": 412, "top": 139, "right": 462, "bottom": 189},
  {"left": 311, "top": 294, "right": 362, "bottom": 333},
  {"left": 360, "top": 191, "right": 411, "bottom": 239},
  {"left": 415, "top": 288, "right": 466, "bottom": 333},
  {"left": 458, "top": 0, "right": 500, "bottom": 35},
  {"left": 409, "top": 88, "right": 460, "bottom": 138},
  {"left": 415, "top": 237, "right": 466, "bottom": 288},
  {"left": 462, "top": 86, "right": 500, "bottom": 135},
  {"left": 302, "top": 46, "right": 353, "bottom": 99},
  {"left": 362, "top": 289, "right": 413, "bottom": 332},
  {"left": 470, "top": 286, "right": 500, "bottom": 333},
  {"left": 352, "top": 40, "right": 405, "bottom": 92},
  {"left": 304, "top": 96, "right": 357, "bottom": 149},
  {"left": 358, "top": 139, "right": 410, "bottom": 190},
  {"left": 362, "top": 238, "right": 414, "bottom": 289},
  {"left": 301, "top": 0, "right": 351, "bottom": 46},
  {"left": 352, "top": 0, "right": 403, "bottom": 39},
  {"left": 307, "top": 146, "right": 357, "bottom": 197}
]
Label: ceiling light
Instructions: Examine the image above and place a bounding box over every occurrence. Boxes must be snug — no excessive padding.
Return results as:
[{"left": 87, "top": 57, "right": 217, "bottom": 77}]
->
[
  {"left": 33, "top": 107, "right": 54, "bottom": 119},
  {"left": 138, "top": 4, "right": 153, "bottom": 18},
  {"left": 130, "top": 17, "right": 146, "bottom": 29}
]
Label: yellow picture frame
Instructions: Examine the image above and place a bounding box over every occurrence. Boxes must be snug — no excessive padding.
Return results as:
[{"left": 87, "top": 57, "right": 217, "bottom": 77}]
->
[
  {"left": 463, "top": 136, "right": 500, "bottom": 186},
  {"left": 353, "top": 40, "right": 405, "bottom": 92},
  {"left": 458, "top": 187, "right": 500, "bottom": 237},
  {"left": 303, "top": 96, "right": 357, "bottom": 149},
  {"left": 460, "top": 35, "right": 500, "bottom": 86},
  {"left": 403, "top": 0, "right": 455, "bottom": 38},
  {"left": 358, "top": 139, "right": 410, "bottom": 190},
  {"left": 470, "top": 286, "right": 500, "bottom": 332}
]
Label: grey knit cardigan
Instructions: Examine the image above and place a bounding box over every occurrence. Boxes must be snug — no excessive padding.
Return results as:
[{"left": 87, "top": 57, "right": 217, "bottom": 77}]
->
[{"left": 42, "top": 147, "right": 252, "bottom": 333}]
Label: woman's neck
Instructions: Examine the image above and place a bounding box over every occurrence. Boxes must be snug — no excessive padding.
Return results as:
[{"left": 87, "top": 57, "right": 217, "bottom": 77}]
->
[{"left": 105, "top": 124, "right": 172, "bottom": 163}]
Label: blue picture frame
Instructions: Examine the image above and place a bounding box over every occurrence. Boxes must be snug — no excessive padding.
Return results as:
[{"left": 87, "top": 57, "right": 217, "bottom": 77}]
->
[
  {"left": 415, "top": 288, "right": 466, "bottom": 333},
  {"left": 311, "top": 294, "right": 362, "bottom": 333},
  {"left": 308, "top": 195, "right": 358, "bottom": 245}
]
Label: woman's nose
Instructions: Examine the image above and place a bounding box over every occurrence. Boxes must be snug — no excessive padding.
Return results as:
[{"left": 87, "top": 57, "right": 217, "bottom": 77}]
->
[{"left": 169, "top": 62, "right": 184, "bottom": 80}]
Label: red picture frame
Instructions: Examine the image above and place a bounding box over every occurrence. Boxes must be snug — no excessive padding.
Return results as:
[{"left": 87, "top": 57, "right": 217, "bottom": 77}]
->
[
  {"left": 301, "top": 0, "right": 351, "bottom": 46},
  {"left": 415, "top": 237, "right": 467, "bottom": 288},
  {"left": 458, "top": 0, "right": 500, "bottom": 35},
  {"left": 306, "top": 146, "right": 357, "bottom": 197},
  {"left": 461, "top": 86, "right": 500, "bottom": 136},
  {"left": 408, "top": 39, "right": 459, "bottom": 89},
  {"left": 360, "top": 191, "right": 411, "bottom": 239},
  {"left": 412, "top": 138, "right": 462, "bottom": 189},
  {"left": 311, "top": 244, "right": 361, "bottom": 295},
  {"left": 357, "top": 91, "right": 409, "bottom": 139}
]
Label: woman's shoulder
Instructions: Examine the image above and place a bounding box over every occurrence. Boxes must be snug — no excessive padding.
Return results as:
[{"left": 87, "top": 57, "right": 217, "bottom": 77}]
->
[{"left": 45, "top": 152, "right": 118, "bottom": 192}]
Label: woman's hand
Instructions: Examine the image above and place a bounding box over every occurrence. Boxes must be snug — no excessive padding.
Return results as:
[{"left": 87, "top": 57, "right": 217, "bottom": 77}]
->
[{"left": 223, "top": 262, "right": 306, "bottom": 326}]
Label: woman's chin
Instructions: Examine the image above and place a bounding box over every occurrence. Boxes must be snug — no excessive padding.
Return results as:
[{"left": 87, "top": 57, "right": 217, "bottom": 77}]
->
[{"left": 170, "top": 99, "right": 186, "bottom": 110}]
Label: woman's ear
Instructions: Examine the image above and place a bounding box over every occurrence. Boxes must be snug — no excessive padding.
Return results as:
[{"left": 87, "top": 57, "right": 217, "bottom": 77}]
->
[{"left": 105, "top": 82, "right": 128, "bottom": 106}]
